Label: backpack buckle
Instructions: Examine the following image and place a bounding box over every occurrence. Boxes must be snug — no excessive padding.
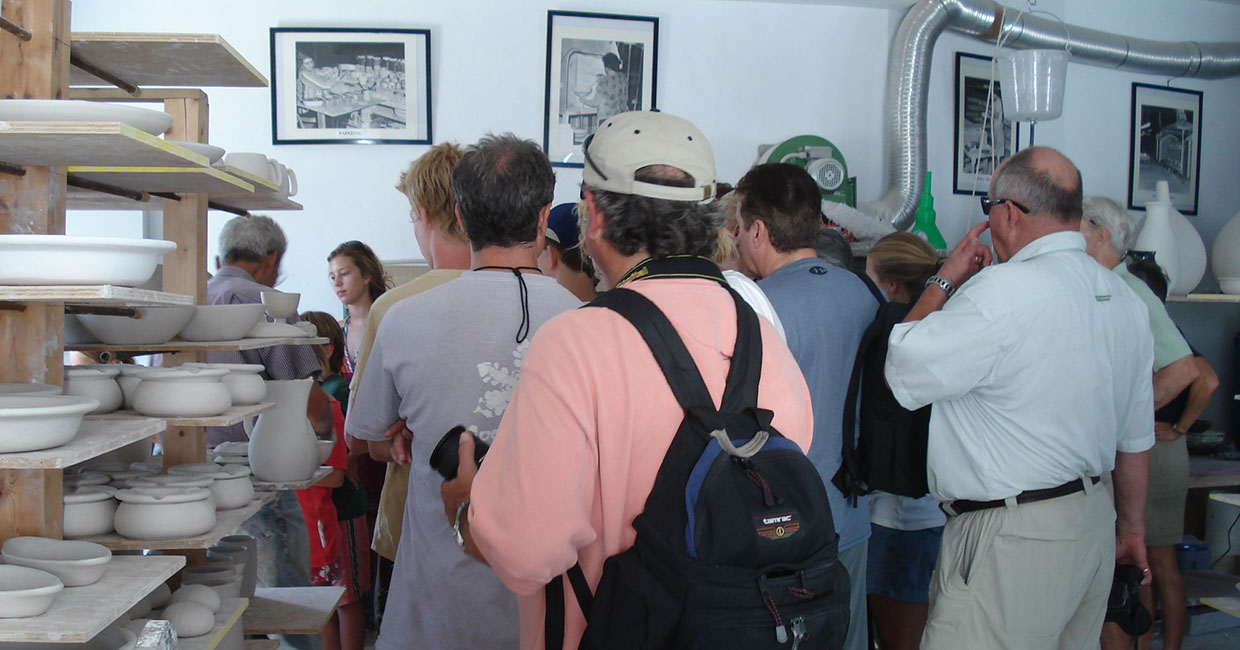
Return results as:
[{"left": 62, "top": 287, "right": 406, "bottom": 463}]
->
[{"left": 711, "top": 428, "right": 768, "bottom": 458}]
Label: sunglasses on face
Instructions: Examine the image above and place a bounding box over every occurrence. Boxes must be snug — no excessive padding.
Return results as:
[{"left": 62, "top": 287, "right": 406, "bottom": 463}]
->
[{"left": 980, "top": 195, "right": 1031, "bottom": 215}]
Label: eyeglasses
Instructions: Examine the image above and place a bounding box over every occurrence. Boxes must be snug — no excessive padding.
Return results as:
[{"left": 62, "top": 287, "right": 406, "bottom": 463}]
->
[{"left": 980, "top": 195, "right": 1030, "bottom": 215}]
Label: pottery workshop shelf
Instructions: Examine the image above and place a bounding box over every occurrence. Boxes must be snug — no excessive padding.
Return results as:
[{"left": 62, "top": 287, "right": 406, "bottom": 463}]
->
[
  {"left": 179, "top": 598, "right": 248, "bottom": 650},
  {"left": 0, "top": 418, "right": 165, "bottom": 470},
  {"left": 251, "top": 466, "right": 332, "bottom": 492},
  {"left": 67, "top": 166, "right": 254, "bottom": 195},
  {"left": 0, "top": 122, "right": 210, "bottom": 168},
  {"left": 69, "top": 33, "right": 268, "bottom": 88},
  {"left": 1168, "top": 293, "right": 1240, "bottom": 303},
  {"left": 79, "top": 493, "right": 273, "bottom": 551},
  {"left": 242, "top": 587, "right": 345, "bottom": 636},
  {"left": 0, "top": 555, "right": 184, "bottom": 643},
  {"left": 0, "top": 285, "right": 193, "bottom": 307},
  {"left": 210, "top": 194, "right": 304, "bottom": 212},
  {"left": 67, "top": 337, "right": 329, "bottom": 355},
  {"left": 88, "top": 402, "right": 274, "bottom": 428}
]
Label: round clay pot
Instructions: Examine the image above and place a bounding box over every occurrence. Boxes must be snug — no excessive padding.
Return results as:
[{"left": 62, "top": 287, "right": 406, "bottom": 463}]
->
[
  {"left": 113, "top": 487, "right": 215, "bottom": 540},
  {"left": 62, "top": 486, "right": 118, "bottom": 538},
  {"left": 64, "top": 367, "right": 122, "bottom": 415},
  {"left": 182, "top": 363, "right": 267, "bottom": 406},
  {"left": 167, "top": 463, "right": 253, "bottom": 510},
  {"left": 132, "top": 368, "right": 231, "bottom": 418}
]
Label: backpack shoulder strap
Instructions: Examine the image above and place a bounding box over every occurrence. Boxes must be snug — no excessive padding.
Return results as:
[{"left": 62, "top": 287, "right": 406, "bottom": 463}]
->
[
  {"left": 718, "top": 287, "right": 763, "bottom": 412},
  {"left": 833, "top": 275, "right": 887, "bottom": 501}
]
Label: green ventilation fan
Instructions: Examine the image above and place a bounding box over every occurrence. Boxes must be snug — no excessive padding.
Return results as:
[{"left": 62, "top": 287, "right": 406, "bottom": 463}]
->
[{"left": 755, "top": 135, "right": 857, "bottom": 208}]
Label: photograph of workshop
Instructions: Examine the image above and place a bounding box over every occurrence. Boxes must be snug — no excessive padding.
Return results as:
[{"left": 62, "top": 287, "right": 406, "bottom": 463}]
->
[
  {"left": 1128, "top": 82, "right": 1203, "bottom": 214},
  {"left": 953, "top": 51, "right": 1016, "bottom": 195},
  {"left": 270, "top": 27, "right": 431, "bottom": 144},
  {"left": 543, "top": 11, "right": 657, "bottom": 166}
]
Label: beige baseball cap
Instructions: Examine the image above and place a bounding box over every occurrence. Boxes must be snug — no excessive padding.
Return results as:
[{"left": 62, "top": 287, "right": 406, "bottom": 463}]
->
[{"left": 582, "top": 111, "right": 716, "bottom": 204}]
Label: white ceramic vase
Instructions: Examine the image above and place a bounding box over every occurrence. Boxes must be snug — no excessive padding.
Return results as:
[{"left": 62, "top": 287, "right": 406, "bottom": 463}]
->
[
  {"left": 1134, "top": 191, "right": 1180, "bottom": 292},
  {"left": 247, "top": 379, "right": 319, "bottom": 483},
  {"left": 1136, "top": 180, "right": 1206, "bottom": 296},
  {"left": 1211, "top": 209, "right": 1240, "bottom": 293}
]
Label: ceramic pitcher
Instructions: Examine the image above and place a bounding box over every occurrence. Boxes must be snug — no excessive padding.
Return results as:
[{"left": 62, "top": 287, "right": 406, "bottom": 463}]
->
[{"left": 246, "top": 379, "right": 319, "bottom": 482}]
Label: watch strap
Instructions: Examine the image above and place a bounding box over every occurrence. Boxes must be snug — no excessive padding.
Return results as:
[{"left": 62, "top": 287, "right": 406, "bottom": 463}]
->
[{"left": 925, "top": 275, "right": 956, "bottom": 298}]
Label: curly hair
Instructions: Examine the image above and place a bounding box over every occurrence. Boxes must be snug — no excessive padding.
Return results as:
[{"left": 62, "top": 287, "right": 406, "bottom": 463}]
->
[{"left": 587, "top": 165, "right": 720, "bottom": 259}]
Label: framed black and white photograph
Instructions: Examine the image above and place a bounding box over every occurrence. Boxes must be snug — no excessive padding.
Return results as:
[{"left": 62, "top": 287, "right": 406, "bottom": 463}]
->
[
  {"left": 953, "top": 52, "right": 1018, "bottom": 195},
  {"left": 1128, "top": 83, "right": 1202, "bottom": 214},
  {"left": 543, "top": 11, "right": 658, "bottom": 167},
  {"left": 270, "top": 27, "right": 431, "bottom": 145}
]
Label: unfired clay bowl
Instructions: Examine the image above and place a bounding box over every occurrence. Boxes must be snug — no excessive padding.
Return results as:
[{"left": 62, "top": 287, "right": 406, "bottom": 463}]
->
[
  {"left": 179, "top": 304, "right": 267, "bottom": 342},
  {"left": 260, "top": 291, "right": 300, "bottom": 320},
  {"left": 0, "top": 565, "right": 63, "bottom": 618},
  {"left": 132, "top": 368, "right": 231, "bottom": 418},
  {"left": 113, "top": 487, "right": 215, "bottom": 540},
  {"left": 1, "top": 537, "right": 112, "bottom": 587},
  {"left": 0, "top": 394, "right": 98, "bottom": 453},
  {"left": 76, "top": 306, "right": 195, "bottom": 346}
]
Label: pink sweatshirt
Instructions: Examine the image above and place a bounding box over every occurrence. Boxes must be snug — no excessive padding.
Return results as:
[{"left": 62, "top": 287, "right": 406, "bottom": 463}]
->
[{"left": 469, "top": 278, "right": 814, "bottom": 649}]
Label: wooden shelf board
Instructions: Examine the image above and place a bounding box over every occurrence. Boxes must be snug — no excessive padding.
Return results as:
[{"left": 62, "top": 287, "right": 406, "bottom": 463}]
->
[
  {"left": 1188, "top": 457, "right": 1240, "bottom": 489},
  {"left": 210, "top": 195, "right": 303, "bottom": 212},
  {"left": 179, "top": 598, "right": 248, "bottom": 650},
  {"left": 1201, "top": 596, "right": 1240, "bottom": 619},
  {"left": 68, "top": 336, "right": 328, "bottom": 354},
  {"left": 69, "top": 33, "right": 267, "bottom": 88},
  {"left": 0, "top": 285, "right": 193, "bottom": 307},
  {"left": 0, "top": 418, "right": 166, "bottom": 469},
  {"left": 213, "top": 165, "right": 280, "bottom": 194},
  {"left": 67, "top": 166, "right": 253, "bottom": 194},
  {"left": 244, "top": 640, "right": 280, "bottom": 650},
  {"left": 0, "top": 122, "right": 209, "bottom": 167},
  {"left": 66, "top": 185, "right": 157, "bottom": 210},
  {"left": 1168, "top": 293, "right": 1240, "bottom": 303},
  {"left": 88, "top": 402, "right": 273, "bottom": 428},
  {"left": 79, "top": 493, "right": 273, "bottom": 551},
  {"left": 242, "top": 587, "right": 344, "bottom": 636},
  {"left": 252, "top": 466, "right": 331, "bottom": 492},
  {"left": 0, "top": 555, "right": 184, "bottom": 643}
]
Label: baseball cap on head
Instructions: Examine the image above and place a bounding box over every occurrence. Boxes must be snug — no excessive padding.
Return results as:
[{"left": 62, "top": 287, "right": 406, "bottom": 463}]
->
[
  {"left": 545, "top": 203, "right": 580, "bottom": 249},
  {"left": 582, "top": 111, "right": 716, "bottom": 204}
]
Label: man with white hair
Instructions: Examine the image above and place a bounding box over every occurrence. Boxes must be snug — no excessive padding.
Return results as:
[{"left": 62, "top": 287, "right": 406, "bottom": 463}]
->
[{"left": 1080, "top": 196, "right": 1200, "bottom": 650}]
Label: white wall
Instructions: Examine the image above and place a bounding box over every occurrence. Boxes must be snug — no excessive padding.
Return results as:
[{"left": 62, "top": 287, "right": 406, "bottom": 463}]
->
[{"left": 70, "top": 0, "right": 1240, "bottom": 420}]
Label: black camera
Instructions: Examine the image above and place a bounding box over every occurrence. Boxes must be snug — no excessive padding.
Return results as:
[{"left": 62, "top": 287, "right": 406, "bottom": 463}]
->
[
  {"left": 429, "top": 425, "right": 490, "bottom": 480},
  {"left": 1105, "top": 564, "right": 1151, "bottom": 637}
]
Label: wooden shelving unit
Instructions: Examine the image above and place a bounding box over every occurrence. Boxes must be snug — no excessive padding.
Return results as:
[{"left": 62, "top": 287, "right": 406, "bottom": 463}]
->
[
  {"left": 0, "top": 555, "right": 184, "bottom": 643},
  {"left": 0, "top": 285, "right": 193, "bottom": 307},
  {"left": 242, "top": 587, "right": 345, "bottom": 636},
  {"left": 0, "top": 418, "right": 165, "bottom": 470},
  {"left": 79, "top": 493, "right": 273, "bottom": 551},
  {"left": 69, "top": 33, "right": 267, "bottom": 88},
  {"left": 67, "top": 166, "right": 254, "bottom": 194},
  {"left": 88, "top": 402, "right": 273, "bottom": 428},
  {"left": 179, "top": 598, "right": 248, "bottom": 650},
  {"left": 68, "top": 336, "right": 328, "bottom": 354},
  {"left": 0, "top": 122, "right": 210, "bottom": 167}
]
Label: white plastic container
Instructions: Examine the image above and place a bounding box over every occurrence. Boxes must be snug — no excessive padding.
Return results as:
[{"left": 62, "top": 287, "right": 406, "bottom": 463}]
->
[{"left": 995, "top": 49, "right": 1068, "bottom": 122}]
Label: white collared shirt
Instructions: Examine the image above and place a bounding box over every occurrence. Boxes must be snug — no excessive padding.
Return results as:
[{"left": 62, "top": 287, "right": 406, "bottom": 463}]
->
[{"left": 885, "top": 231, "right": 1156, "bottom": 502}]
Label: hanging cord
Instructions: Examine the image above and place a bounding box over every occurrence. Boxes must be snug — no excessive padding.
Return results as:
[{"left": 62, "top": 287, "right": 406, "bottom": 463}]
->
[{"left": 474, "top": 266, "right": 541, "bottom": 343}]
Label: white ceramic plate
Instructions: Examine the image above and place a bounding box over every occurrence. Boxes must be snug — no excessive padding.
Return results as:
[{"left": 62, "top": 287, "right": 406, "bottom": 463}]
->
[
  {"left": 0, "top": 235, "right": 175, "bottom": 286},
  {"left": 0, "top": 99, "right": 174, "bottom": 135},
  {"left": 166, "top": 140, "right": 225, "bottom": 164}
]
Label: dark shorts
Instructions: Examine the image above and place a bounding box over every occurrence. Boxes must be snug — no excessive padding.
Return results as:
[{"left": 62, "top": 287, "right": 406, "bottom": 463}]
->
[{"left": 866, "top": 523, "right": 943, "bottom": 603}]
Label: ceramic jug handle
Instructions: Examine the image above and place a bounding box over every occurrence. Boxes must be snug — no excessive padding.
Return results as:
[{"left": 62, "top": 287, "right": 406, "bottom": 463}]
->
[{"left": 287, "top": 169, "right": 298, "bottom": 197}]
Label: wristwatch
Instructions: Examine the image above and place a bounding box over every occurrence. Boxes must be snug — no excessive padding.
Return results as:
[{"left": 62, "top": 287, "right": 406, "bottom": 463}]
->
[
  {"left": 925, "top": 275, "right": 957, "bottom": 298},
  {"left": 452, "top": 498, "right": 471, "bottom": 551},
  {"left": 1171, "top": 423, "right": 1187, "bottom": 437}
]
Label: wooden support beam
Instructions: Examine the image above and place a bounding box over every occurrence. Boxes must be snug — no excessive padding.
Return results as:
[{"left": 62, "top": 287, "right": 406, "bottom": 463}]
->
[
  {"left": 161, "top": 425, "right": 206, "bottom": 470},
  {"left": 70, "top": 87, "right": 206, "bottom": 102},
  {"left": 0, "top": 469, "right": 63, "bottom": 543}
]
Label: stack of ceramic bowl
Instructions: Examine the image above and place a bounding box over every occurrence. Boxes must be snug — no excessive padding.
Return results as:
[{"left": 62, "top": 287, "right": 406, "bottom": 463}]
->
[
  {"left": 0, "top": 393, "right": 98, "bottom": 453},
  {"left": 180, "top": 363, "right": 267, "bottom": 405},
  {"left": 211, "top": 441, "right": 249, "bottom": 466},
  {"left": 64, "top": 367, "right": 122, "bottom": 415},
  {"left": 208, "top": 536, "right": 257, "bottom": 598},
  {"left": 2, "top": 537, "right": 112, "bottom": 587},
  {"left": 179, "top": 564, "right": 241, "bottom": 600},
  {"left": 178, "top": 304, "right": 267, "bottom": 342},
  {"left": 167, "top": 463, "right": 254, "bottom": 510},
  {"left": 112, "top": 487, "right": 216, "bottom": 540},
  {"left": 131, "top": 367, "right": 232, "bottom": 418}
]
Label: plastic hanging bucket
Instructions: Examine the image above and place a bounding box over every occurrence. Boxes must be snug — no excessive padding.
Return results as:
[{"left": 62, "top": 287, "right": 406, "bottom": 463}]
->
[{"left": 996, "top": 49, "right": 1069, "bottom": 121}]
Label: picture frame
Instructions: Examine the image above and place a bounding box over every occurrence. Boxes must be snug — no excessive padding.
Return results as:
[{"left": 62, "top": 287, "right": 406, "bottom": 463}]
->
[
  {"left": 953, "top": 52, "right": 1019, "bottom": 195},
  {"left": 270, "top": 27, "right": 432, "bottom": 145},
  {"left": 543, "top": 11, "right": 658, "bottom": 167},
  {"left": 1127, "top": 82, "right": 1202, "bottom": 214}
]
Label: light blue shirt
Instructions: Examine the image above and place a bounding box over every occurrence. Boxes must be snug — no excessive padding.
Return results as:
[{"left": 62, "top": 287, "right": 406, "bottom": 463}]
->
[{"left": 760, "top": 257, "right": 879, "bottom": 551}]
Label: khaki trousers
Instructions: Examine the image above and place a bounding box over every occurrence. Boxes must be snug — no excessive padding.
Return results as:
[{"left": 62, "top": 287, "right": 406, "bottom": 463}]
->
[{"left": 921, "top": 483, "right": 1115, "bottom": 650}]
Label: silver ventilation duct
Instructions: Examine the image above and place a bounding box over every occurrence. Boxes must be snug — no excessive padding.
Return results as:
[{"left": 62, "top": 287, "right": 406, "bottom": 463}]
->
[{"left": 881, "top": 0, "right": 1240, "bottom": 231}]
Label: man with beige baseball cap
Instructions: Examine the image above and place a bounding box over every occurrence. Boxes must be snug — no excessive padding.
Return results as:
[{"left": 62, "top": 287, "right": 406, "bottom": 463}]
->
[{"left": 440, "top": 111, "right": 817, "bottom": 649}]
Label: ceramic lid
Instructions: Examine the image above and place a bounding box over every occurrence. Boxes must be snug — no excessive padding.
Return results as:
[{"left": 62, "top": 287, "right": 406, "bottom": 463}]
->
[
  {"left": 113, "top": 486, "right": 212, "bottom": 504},
  {"left": 137, "top": 368, "right": 229, "bottom": 382},
  {"left": 167, "top": 462, "right": 250, "bottom": 479},
  {"left": 130, "top": 474, "right": 213, "bottom": 489},
  {"left": 64, "top": 472, "right": 111, "bottom": 488},
  {"left": 211, "top": 442, "right": 248, "bottom": 456},
  {"left": 182, "top": 362, "right": 265, "bottom": 374},
  {"left": 62, "top": 485, "right": 116, "bottom": 504},
  {"left": 66, "top": 366, "right": 121, "bottom": 379}
]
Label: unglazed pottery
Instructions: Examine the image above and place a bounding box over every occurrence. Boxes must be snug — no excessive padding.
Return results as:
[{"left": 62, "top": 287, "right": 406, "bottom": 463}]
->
[
  {"left": 148, "top": 583, "right": 173, "bottom": 609},
  {"left": 0, "top": 565, "right": 63, "bottom": 618},
  {"left": 1212, "top": 210, "right": 1240, "bottom": 288},
  {"left": 178, "top": 303, "right": 267, "bottom": 342},
  {"left": 115, "top": 366, "right": 155, "bottom": 410},
  {"left": 1, "top": 537, "right": 112, "bottom": 587},
  {"left": 0, "top": 99, "right": 174, "bottom": 134},
  {"left": 170, "top": 583, "right": 220, "bottom": 612},
  {"left": 132, "top": 368, "right": 231, "bottom": 418},
  {"left": 0, "top": 235, "right": 175, "bottom": 286},
  {"left": 259, "top": 291, "right": 300, "bottom": 320},
  {"left": 113, "top": 487, "right": 215, "bottom": 540},
  {"left": 162, "top": 601, "right": 214, "bottom": 637},
  {"left": 62, "top": 486, "right": 118, "bottom": 538},
  {"left": 248, "top": 379, "right": 319, "bottom": 483},
  {"left": 76, "top": 307, "right": 195, "bottom": 346},
  {"left": 167, "top": 463, "right": 253, "bottom": 510},
  {"left": 167, "top": 140, "right": 225, "bottom": 164},
  {"left": 0, "top": 394, "right": 98, "bottom": 453},
  {"left": 7, "top": 625, "right": 138, "bottom": 650},
  {"left": 182, "top": 363, "right": 267, "bottom": 405},
  {"left": 215, "top": 535, "right": 257, "bottom": 598},
  {"left": 0, "top": 383, "right": 61, "bottom": 396},
  {"left": 64, "top": 367, "right": 122, "bottom": 415}
]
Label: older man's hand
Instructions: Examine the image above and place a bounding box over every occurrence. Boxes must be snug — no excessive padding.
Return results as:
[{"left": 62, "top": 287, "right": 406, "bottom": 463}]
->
[{"left": 938, "top": 221, "right": 993, "bottom": 286}]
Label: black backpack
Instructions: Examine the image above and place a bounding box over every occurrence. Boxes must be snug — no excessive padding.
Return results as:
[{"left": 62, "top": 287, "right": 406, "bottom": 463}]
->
[
  {"left": 831, "top": 273, "right": 932, "bottom": 501},
  {"left": 545, "top": 287, "right": 850, "bottom": 650}
]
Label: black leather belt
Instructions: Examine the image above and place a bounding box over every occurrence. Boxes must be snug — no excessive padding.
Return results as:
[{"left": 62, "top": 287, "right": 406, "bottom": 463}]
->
[{"left": 944, "top": 476, "right": 1101, "bottom": 516}]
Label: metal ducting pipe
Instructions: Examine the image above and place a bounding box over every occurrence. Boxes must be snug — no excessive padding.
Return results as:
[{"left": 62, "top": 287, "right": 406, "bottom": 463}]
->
[{"left": 880, "top": 0, "right": 1240, "bottom": 231}]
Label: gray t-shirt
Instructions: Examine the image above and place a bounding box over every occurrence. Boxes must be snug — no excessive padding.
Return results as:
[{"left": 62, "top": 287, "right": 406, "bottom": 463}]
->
[
  {"left": 760, "top": 258, "right": 878, "bottom": 552},
  {"left": 347, "top": 270, "right": 580, "bottom": 650}
]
